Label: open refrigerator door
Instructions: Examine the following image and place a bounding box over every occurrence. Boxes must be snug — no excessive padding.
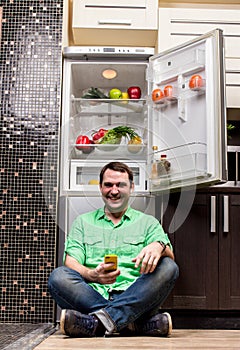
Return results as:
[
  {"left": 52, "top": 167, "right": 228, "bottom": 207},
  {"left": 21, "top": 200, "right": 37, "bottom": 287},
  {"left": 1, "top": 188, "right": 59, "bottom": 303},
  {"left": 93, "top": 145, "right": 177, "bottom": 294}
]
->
[{"left": 147, "top": 29, "right": 227, "bottom": 193}]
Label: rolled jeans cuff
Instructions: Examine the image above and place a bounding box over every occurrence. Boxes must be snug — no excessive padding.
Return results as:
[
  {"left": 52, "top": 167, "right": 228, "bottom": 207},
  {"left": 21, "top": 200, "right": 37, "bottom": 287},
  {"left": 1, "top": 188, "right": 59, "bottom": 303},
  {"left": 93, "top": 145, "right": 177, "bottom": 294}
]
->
[{"left": 92, "top": 309, "right": 116, "bottom": 334}]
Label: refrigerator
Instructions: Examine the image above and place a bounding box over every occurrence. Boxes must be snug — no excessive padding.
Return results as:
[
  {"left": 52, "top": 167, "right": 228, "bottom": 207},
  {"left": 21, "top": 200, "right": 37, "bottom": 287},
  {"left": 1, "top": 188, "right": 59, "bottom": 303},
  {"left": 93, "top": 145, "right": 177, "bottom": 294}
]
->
[{"left": 58, "top": 29, "right": 227, "bottom": 264}]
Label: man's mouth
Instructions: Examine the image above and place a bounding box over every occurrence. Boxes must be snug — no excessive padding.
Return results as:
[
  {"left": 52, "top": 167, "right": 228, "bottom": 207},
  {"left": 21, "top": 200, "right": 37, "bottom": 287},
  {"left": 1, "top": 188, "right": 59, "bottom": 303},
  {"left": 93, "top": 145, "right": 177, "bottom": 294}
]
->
[{"left": 107, "top": 196, "right": 121, "bottom": 201}]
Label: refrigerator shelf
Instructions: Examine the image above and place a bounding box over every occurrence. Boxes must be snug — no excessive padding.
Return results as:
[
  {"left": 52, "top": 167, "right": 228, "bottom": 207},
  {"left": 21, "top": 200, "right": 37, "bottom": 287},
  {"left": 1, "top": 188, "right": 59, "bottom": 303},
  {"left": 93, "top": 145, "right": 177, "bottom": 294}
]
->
[
  {"left": 71, "top": 98, "right": 146, "bottom": 115},
  {"left": 72, "top": 143, "right": 147, "bottom": 160}
]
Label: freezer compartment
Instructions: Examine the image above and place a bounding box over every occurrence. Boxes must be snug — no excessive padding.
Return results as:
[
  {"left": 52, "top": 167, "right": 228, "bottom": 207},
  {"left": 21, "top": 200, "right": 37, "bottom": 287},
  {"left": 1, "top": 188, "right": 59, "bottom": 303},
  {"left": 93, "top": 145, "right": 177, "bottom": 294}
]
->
[{"left": 70, "top": 160, "right": 147, "bottom": 192}]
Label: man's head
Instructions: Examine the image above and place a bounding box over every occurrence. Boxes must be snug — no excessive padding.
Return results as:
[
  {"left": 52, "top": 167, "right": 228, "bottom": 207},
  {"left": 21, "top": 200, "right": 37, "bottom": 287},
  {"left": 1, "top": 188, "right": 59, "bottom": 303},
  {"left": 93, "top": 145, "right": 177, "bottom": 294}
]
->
[{"left": 99, "top": 162, "right": 134, "bottom": 214}]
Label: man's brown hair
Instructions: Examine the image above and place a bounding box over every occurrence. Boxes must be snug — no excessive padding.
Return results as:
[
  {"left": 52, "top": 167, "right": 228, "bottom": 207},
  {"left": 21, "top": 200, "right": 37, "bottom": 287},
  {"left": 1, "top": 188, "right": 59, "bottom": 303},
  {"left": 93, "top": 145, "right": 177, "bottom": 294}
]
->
[{"left": 99, "top": 162, "right": 133, "bottom": 185}]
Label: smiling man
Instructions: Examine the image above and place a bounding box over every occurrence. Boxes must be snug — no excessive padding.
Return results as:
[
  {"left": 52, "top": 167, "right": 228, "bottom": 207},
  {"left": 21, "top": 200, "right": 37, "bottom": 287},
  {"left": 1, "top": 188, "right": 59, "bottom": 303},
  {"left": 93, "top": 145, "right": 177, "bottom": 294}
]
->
[{"left": 48, "top": 161, "right": 179, "bottom": 338}]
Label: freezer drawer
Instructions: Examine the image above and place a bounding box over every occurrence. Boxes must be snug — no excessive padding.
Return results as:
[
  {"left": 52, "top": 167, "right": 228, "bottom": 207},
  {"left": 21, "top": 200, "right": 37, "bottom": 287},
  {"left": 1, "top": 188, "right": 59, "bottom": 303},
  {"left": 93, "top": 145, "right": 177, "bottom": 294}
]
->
[{"left": 70, "top": 160, "right": 147, "bottom": 192}]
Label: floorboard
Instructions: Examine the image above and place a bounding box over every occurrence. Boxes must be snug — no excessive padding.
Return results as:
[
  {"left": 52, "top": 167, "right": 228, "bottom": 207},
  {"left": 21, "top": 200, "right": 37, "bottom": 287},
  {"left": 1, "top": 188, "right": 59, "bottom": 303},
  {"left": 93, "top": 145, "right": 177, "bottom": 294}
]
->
[{"left": 34, "top": 329, "right": 240, "bottom": 349}]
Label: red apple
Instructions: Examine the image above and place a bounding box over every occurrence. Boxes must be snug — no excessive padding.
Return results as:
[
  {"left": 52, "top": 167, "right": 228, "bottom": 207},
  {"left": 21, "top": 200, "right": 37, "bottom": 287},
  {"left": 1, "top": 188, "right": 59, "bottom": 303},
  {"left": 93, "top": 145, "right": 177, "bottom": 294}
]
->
[{"left": 127, "top": 86, "right": 141, "bottom": 99}]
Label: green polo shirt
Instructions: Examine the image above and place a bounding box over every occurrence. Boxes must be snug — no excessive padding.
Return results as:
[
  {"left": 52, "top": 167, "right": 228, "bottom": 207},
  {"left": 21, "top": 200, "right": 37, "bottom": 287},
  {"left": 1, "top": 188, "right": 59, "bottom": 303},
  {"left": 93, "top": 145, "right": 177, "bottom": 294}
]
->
[{"left": 64, "top": 206, "right": 172, "bottom": 299}]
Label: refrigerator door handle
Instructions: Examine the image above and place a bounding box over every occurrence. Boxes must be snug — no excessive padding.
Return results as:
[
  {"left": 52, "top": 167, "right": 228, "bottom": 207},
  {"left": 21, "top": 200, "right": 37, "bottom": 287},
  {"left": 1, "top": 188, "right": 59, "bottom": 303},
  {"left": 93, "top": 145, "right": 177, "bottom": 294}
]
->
[
  {"left": 223, "top": 195, "right": 229, "bottom": 233},
  {"left": 210, "top": 195, "right": 216, "bottom": 233}
]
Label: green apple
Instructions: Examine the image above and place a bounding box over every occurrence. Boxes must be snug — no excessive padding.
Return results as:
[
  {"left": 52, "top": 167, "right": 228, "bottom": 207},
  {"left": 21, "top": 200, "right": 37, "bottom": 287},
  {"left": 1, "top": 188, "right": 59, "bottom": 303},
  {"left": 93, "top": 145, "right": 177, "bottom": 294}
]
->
[{"left": 109, "top": 88, "right": 122, "bottom": 99}]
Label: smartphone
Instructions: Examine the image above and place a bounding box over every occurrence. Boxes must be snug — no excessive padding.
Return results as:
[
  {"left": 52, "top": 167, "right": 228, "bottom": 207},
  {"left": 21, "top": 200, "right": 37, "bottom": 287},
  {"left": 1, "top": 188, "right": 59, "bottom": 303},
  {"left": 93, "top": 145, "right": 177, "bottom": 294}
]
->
[{"left": 104, "top": 254, "right": 118, "bottom": 271}]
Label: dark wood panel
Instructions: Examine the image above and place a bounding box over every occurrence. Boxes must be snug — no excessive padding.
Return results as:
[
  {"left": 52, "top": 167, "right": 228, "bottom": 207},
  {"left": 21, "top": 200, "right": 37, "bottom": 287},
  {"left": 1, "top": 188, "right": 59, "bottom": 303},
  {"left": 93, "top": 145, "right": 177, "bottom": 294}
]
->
[
  {"left": 163, "top": 192, "right": 218, "bottom": 310},
  {"left": 219, "top": 194, "right": 240, "bottom": 309}
]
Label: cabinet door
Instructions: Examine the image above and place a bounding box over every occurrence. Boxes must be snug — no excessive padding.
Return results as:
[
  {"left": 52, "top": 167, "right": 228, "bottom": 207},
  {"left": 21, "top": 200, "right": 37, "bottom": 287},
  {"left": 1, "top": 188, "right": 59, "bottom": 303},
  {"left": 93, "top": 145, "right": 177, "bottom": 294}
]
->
[
  {"left": 158, "top": 7, "right": 240, "bottom": 108},
  {"left": 219, "top": 194, "right": 240, "bottom": 309},
  {"left": 72, "top": 0, "right": 158, "bottom": 29},
  {"left": 71, "top": 0, "right": 158, "bottom": 46},
  {"left": 162, "top": 192, "right": 218, "bottom": 309}
]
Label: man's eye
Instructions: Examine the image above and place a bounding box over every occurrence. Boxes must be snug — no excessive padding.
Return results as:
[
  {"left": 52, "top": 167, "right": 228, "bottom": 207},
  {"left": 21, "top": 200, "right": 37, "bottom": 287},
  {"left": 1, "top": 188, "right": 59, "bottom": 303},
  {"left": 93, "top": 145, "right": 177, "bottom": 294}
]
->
[{"left": 104, "top": 183, "right": 112, "bottom": 188}]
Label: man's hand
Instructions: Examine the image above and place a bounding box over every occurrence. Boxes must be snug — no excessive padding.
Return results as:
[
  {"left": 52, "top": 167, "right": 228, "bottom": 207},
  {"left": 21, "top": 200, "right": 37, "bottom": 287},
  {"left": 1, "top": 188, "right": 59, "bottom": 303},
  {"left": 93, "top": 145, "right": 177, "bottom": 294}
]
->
[
  {"left": 64, "top": 254, "right": 120, "bottom": 284},
  {"left": 88, "top": 262, "right": 120, "bottom": 284},
  {"left": 132, "top": 241, "right": 165, "bottom": 274}
]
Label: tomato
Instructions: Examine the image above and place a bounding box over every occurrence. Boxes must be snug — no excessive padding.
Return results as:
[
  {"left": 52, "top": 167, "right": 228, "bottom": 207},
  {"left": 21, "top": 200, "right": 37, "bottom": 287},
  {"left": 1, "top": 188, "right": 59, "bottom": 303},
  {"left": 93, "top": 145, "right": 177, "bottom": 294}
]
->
[
  {"left": 164, "top": 85, "right": 173, "bottom": 98},
  {"left": 189, "top": 75, "right": 204, "bottom": 90},
  {"left": 92, "top": 128, "right": 108, "bottom": 142},
  {"left": 75, "top": 135, "right": 93, "bottom": 153},
  {"left": 152, "top": 88, "right": 164, "bottom": 103}
]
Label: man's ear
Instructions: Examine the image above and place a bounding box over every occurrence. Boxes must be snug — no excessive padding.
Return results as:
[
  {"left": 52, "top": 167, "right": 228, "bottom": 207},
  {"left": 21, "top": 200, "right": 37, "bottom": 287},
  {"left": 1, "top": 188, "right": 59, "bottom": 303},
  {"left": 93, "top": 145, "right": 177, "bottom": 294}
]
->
[{"left": 130, "top": 183, "right": 135, "bottom": 192}]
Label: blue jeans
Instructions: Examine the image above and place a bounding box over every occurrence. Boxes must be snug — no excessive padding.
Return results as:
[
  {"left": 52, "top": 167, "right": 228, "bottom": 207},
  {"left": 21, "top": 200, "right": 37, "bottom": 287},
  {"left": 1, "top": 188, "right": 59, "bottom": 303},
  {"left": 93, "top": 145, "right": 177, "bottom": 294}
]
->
[{"left": 48, "top": 257, "right": 179, "bottom": 333}]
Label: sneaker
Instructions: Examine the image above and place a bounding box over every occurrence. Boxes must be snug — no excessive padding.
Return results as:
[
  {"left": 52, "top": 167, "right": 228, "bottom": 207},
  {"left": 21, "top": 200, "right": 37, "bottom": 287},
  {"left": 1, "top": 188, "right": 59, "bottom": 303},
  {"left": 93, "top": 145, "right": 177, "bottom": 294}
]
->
[
  {"left": 60, "top": 309, "right": 105, "bottom": 337},
  {"left": 138, "top": 312, "right": 172, "bottom": 337}
]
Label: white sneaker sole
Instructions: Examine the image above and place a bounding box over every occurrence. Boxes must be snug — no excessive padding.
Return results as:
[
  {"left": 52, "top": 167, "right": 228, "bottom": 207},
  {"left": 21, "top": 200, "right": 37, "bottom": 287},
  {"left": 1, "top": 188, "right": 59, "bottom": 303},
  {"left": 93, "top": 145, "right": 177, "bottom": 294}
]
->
[
  {"left": 60, "top": 309, "right": 66, "bottom": 335},
  {"left": 163, "top": 312, "right": 172, "bottom": 336}
]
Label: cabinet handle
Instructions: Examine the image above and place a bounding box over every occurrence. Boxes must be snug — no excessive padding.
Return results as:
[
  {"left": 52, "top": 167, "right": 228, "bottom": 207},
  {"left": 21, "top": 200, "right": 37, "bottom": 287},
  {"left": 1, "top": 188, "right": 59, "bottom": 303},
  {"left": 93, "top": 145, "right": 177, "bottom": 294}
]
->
[
  {"left": 223, "top": 195, "right": 229, "bottom": 233},
  {"left": 98, "top": 19, "right": 132, "bottom": 26},
  {"left": 236, "top": 151, "right": 238, "bottom": 186},
  {"left": 210, "top": 195, "right": 216, "bottom": 233}
]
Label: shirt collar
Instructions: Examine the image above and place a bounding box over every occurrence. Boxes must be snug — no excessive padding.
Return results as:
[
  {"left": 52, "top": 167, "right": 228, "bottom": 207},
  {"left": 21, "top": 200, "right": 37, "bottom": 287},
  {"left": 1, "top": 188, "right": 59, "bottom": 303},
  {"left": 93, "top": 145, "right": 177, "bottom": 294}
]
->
[{"left": 96, "top": 206, "right": 133, "bottom": 221}]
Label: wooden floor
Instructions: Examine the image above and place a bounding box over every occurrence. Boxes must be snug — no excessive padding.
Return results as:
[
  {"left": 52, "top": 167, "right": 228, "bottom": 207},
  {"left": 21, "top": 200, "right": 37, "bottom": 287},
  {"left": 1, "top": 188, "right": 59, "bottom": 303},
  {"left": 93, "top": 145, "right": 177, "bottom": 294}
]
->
[{"left": 35, "top": 329, "right": 240, "bottom": 349}]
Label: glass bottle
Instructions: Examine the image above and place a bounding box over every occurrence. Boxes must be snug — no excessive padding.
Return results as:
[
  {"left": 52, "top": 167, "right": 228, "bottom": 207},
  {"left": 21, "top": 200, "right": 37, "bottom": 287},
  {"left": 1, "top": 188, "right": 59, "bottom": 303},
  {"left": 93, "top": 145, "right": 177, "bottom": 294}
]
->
[
  {"left": 158, "top": 154, "right": 171, "bottom": 175},
  {"left": 151, "top": 146, "right": 160, "bottom": 185}
]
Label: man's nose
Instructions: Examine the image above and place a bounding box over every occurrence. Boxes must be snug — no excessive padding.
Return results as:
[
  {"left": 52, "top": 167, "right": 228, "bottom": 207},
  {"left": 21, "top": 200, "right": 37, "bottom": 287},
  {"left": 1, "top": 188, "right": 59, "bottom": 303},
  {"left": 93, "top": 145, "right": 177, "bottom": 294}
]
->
[{"left": 111, "top": 184, "right": 119, "bottom": 192}]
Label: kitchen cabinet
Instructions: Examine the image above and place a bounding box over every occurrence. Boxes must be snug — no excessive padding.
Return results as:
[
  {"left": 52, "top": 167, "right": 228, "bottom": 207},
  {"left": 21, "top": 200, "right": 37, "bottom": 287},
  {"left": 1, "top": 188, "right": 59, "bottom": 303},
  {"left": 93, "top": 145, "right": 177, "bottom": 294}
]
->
[
  {"left": 158, "top": 7, "right": 240, "bottom": 108},
  {"left": 161, "top": 188, "right": 240, "bottom": 310},
  {"left": 71, "top": 0, "right": 158, "bottom": 46}
]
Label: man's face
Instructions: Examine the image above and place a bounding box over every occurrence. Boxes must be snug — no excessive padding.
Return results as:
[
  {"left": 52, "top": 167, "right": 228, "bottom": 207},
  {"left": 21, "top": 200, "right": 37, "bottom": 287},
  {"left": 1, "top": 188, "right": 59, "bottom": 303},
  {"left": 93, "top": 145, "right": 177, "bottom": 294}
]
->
[{"left": 100, "top": 168, "right": 134, "bottom": 213}]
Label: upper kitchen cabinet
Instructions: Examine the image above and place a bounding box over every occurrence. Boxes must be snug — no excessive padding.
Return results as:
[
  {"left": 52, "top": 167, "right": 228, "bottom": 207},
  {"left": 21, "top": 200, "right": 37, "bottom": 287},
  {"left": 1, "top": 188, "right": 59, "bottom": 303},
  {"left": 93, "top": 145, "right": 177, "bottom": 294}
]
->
[
  {"left": 158, "top": 7, "right": 240, "bottom": 108},
  {"left": 70, "top": 0, "right": 158, "bottom": 46}
]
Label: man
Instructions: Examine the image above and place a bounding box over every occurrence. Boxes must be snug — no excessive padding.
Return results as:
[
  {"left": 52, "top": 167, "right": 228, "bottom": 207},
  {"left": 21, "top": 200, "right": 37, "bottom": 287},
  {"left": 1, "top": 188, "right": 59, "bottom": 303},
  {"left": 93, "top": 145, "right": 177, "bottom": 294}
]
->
[{"left": 48, "top": 161, "right": 179, "bottom": 337}]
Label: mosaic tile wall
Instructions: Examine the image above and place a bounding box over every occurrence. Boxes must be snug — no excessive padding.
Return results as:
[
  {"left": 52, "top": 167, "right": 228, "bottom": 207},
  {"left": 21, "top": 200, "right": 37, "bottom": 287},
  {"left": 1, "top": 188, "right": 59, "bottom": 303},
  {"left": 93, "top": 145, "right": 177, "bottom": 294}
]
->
[{"left": 0, "top": 0, "right": 63, "bottom": 323}]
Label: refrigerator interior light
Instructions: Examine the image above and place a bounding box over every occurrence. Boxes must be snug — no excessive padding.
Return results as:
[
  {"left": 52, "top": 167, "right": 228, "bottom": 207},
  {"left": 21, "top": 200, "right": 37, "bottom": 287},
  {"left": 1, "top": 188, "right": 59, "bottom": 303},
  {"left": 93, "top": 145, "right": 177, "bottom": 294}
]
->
[{"left": 102, "top": 68, "right": 117, "bottom": 79}]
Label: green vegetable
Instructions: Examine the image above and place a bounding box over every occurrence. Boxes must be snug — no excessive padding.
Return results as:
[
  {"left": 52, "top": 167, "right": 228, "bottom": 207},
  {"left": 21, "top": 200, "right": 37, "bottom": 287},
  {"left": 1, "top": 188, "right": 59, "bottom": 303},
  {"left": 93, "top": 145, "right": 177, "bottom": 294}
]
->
[
  {"left": 99, "top": 126, "right": 140, "bottom": 144},
  {"left": 82, "top": 87, "right": 109, "bottom": 99},
  {"left": 227, "top": 123, "right": 235, "bottom": 139}
]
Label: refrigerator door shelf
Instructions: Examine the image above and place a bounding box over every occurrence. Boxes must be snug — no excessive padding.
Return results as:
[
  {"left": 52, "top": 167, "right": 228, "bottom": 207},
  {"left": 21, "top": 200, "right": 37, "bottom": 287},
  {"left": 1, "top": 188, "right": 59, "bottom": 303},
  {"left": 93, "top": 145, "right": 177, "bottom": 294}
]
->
[
  {"left": 147, "top": 46, "right": 205, "bottom": 85},
  {"left": 70, "top": 160, "right": 147, "bottom": 192},
  {"left": 150, "top": 79, "right": 206, "bottom": 112},
  {"left": 149, "top": 144, "right": 209, "bottom": 191}
]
